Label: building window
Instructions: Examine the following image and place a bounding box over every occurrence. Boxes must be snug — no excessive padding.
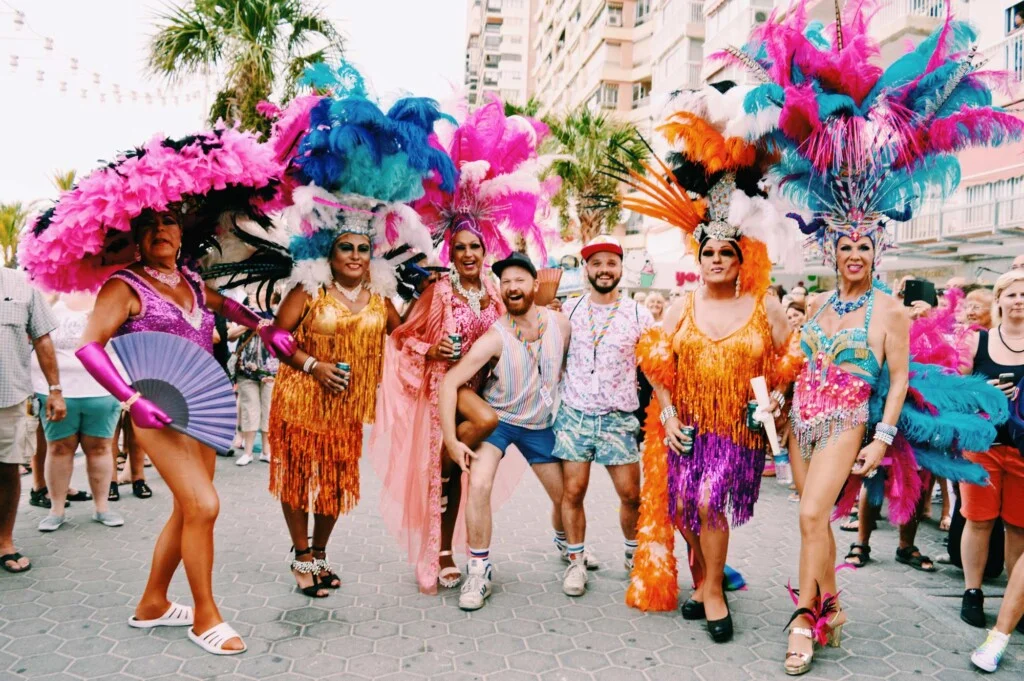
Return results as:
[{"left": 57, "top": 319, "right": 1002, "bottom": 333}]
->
[
  {"left": 607, "top": 4, "right": 623, "bottom": 27},
  {"left": 635, "top": 0, "right": 652, "bottom": 25},
  {"left": 624, "top": 210, "right": 644, "bottom": 234},
  {"left": 485, "top": 35, "right": 502, "bottom": 49},
  {"left": 501, "top": 53, "right": 522, "bottom": 61},
  {"left": 509, "top": 35, "right": 523, "bottom": 44},
  {"left": 632, "top": 80, "right": 650, "bottom": 109},
  {"left": 485, "top": 54, "right": 501, "bottom": 68},
  {"left": 484, "top": 73, "right": 499, "bottom": 86},
  {"left": 505, "top": 0, "right": 524, "bottom": 8},
  {"left": 484, "top": 22, "right": 501, "bottom": 33},
  {"left": 590, "top": 82, "right": 619, "bottom": 110},
  {"left": 486, "top": 0, "right": 502, "bottom": 11},
  {"left": 1009, "top": 3, "right": 1024, "bottom": 34}
]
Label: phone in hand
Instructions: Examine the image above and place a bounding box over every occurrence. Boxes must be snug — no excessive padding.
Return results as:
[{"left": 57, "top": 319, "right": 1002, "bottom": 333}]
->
[
  {"left": 999, "top": 372, "right": 1016, "bottom": 386},
  {"left": 902, "top": 279, "right": 937, "bottom": 308}
]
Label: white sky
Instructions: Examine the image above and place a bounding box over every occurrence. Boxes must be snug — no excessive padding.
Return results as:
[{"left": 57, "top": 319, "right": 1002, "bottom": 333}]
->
[{"left": 0, "top": 0, "right": 466, "bottom": 204}]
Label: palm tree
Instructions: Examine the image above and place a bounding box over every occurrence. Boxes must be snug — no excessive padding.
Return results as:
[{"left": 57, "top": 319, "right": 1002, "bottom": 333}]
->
[
  {"left": 545, "top": 106, "right": 649, "bottom": 244},
  {"left": 148, "top": 0, "right": 344, "bottom": 135},
  {"left": 504, "top": 96, "right": 543, "bottom": 119},
  {"left": 0, "top": 202, "right": 30, "bottom": 268},
  {"left": 51, "top": 169, "right": 77, "bottom": 192}
]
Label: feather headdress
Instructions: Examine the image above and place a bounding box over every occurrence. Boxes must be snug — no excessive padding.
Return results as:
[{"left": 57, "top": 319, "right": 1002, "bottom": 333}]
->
[
  {"left": 18, "top": 126, "right": 283, "bottom": 293},
  {"left": 412, "top": 98, "right": 559, "bottom": 264},
  {"left": 603, "top": 81, "right": 800, "bottom": 295},
  {"left": 719, "top": 0, "right": 1024, "bottom": 268},
  {"left": 206, "top": 62, "right": 458, "bottom": 301}
]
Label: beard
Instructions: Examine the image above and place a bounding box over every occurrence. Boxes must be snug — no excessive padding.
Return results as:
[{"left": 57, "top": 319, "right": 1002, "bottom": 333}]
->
[
  {"left": 588, "top": 272, "right": 621, "bottom": 294},
  {"left": 503, "top": 289, "right": 535, "bottom": 315}
]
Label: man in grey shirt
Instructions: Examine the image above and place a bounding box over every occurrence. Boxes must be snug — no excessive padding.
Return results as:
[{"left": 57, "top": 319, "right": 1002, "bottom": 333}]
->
[{"left": 1, "top": 268, "right": 65, "bottom": 573}]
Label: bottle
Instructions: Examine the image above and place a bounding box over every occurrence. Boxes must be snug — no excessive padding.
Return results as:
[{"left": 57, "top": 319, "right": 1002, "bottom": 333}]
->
[{"left": 774, "top": 448, "right": 792, "bottom": 485}]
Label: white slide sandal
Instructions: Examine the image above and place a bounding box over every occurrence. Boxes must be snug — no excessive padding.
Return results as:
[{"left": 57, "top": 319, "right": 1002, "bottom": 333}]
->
[
  {"left": 188, "top": 622, "right": 247, "bottom": 655},
  {"left": 127, "top": 602, "right": 194, "bottom": 629}
]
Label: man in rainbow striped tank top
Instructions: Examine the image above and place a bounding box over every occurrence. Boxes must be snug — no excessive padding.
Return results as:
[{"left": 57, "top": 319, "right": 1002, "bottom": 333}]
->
[{"left": 440, "top": 252, "right": 572, "bottom": 611}]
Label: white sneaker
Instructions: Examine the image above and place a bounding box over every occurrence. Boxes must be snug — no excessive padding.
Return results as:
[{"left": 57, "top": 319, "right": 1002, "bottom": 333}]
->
[
  {"left": 563, "top": 558, "right": 588, "bottom": 596},
  {"left": 971, "top": 629, "right": 1010, "bottom": 672},
  {"left": 560, "top": 545, "right": 599, "bottom": 571},
  {"left": 258, "top": 453, "right": 271, "bottom": 463},
  {"left": 458, "top": 558, "right": 493, "bottom": 611},
  {"left": 235, "top": 454, "right": 253, "bottom": 466},
  {"left": 92, "top": 511, "right": 124, "bottom": 527},
  {"left": 38, "top": 514, "right": 65, "bottom": 532},
  {"left": 624, "top": 553, "right": 635, "bottom": 571}
]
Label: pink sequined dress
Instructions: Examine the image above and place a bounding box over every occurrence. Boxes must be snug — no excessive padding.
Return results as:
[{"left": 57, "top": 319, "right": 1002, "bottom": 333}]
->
[
  {"left": 369, "top": 276, "right": 527, "bottom": 593},
  {"left": 111, "top": 267, "right": 215, "bottom": 353}
]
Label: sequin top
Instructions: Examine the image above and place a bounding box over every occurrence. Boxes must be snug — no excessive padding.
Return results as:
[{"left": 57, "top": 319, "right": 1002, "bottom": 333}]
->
[
  {"left": 112, "top": 268, "right": 215, "bottom": 354},
  {"left": 449, "top": 283, "right": 502, "bottom": 390},
  {"left": 800, "top": 291, "right": 881, "bottom": 386}
]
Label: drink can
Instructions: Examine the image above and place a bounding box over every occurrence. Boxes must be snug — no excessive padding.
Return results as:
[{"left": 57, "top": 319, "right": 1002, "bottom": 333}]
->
[
  {"left": 449, "top": 334, "right": 462, "bottom": 360},
  {"left": 336, "top": 362, "right": 350, "bottom": 390},
  {"left": 746, "top": 400, "right": 763, "bottom": 431},
  {"left": 679, "top": 425, "right": 695, "bottom": 456}
]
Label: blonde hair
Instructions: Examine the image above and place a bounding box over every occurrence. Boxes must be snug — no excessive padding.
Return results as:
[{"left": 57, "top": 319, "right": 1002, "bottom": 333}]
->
[
  {"left": 964, "top": 288, "right": 993, "bottom": 328},
  {"left": 992, "top": 269, "right": 1024, "bottom": 325}
]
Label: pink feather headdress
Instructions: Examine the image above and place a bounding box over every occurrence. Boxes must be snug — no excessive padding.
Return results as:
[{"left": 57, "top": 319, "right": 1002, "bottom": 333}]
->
[{"left": 413, "top": 98, "right": 559, "bottom": 264}]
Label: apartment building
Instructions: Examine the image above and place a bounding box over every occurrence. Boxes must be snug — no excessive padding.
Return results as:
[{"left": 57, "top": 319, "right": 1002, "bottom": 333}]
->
[{"left": 464, "top": 0, "right": 535, "bottom": 108}]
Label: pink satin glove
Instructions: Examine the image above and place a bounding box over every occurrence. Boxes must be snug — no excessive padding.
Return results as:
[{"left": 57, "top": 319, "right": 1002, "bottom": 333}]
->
[
  {"left": 221, "top": 298, "right": 296, "bottom": 358},
  {"left": 75, "top": 342, "right": 171, "bottom": 430}
]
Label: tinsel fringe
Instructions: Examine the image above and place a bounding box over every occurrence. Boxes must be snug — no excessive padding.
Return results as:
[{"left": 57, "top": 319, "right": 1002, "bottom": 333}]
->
[{"left": 268, "top": 414, "right": 363, "bottom": 515}]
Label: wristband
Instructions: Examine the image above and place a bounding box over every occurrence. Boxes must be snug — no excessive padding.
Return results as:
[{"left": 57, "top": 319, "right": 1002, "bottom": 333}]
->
[
  {"left": 660, "top": 405, "right": 678, "bottom": 426},
  {"left": 121, "top": 393, "right": 141, "bottom": 412},
  {"left": 257, "top": 318, "right": 271, "bottom": 330}
]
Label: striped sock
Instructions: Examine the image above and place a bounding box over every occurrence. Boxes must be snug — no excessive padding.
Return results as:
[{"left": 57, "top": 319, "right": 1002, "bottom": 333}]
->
[
  {"left": 553, "top": 530, "right": 567, "bottom": 550},
  {"left": 469, "top": 546, "right": 490, "bottom": 564},
  {"left": 567, "top": 543, "right": 585, "bottom": 560},
  {"left": 624, "top": 538, "right": 638, "bottom": 558}
]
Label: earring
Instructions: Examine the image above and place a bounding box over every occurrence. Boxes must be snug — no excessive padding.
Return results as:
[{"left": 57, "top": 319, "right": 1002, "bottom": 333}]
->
[
  {"left": 133, "top": 245, "right": 141, "bottom": 262},
  {"left": 735, "top": 276, "right": 741, "bottom": 298}
]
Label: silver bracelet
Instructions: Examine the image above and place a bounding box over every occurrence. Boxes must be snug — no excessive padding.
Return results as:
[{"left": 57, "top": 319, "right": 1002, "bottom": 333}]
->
[
  {"left": 660, "top": 405, "right": 678, "bottom": 426},
  {"left": 873, "top": 423, "right": 898, "bottom": 446},
  {"left": 302, "top": 356, "right": 318, "bottom": 374},
  {"left": 770, "top": 390, "right": 786, "bottom": 411}
]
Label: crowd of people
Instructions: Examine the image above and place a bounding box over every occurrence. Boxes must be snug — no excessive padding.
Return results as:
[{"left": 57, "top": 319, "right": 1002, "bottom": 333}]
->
[{"left": 2, "top": 0, "right": 1024, "bottom": 674}]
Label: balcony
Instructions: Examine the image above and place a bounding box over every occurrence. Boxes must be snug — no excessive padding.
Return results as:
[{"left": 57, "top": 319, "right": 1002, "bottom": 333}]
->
[
  {"left": 893, "top": 196, "right": 1024, "bottom": 245},
  {"left": 982, "top": 33, "right": 1024, "bottom": 106}
]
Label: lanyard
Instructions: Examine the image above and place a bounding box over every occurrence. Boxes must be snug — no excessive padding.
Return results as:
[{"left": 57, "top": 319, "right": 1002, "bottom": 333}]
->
[
  {"left": 587, "top": 293, "right": 622, "bottom": 370},
  {"left": 508, "top": 309, "right": 545, "bottom": 375}
]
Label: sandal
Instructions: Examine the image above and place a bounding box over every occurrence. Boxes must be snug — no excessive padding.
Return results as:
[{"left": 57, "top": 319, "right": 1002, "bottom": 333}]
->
[
  {"left": 29, "top": 487, "right": 68, "bottom": 509},
  {"left": 290, "top": 548, "right": 329, "bottom": 598},
  {"left": 1, "top": 552, "right": 31, "bottom": 574},
  {"left": 895, "top": 545, "right": 937, "bottom": 572},
  {"left": 311, "top": 545, "right": 341, "bottom": 588},
  {"left": 939, "top": 515, "right": 952, "bottom": 532},
  {"left": 839, "top": 510, "right": 859, "bottom": 532},
  {"left": 108, "top": 481, "right": 120, "bottom": 502},
  {"left": 132, "top": 480, "right": 153, "bottom": 499},
  {"left": 128, "top": 602, "right": 194, "bottom": 628},
  {"left": 784, "top": 610, "right": 816, "bottom": 676},
  {"left": 66, "top": 489, "right": 93, "bottom": 502},
  {"left": 187, "top": 622, "right": 246, "bottom": 656},
  {"left": 438, "top": 550, "right": 462, "bottom": 588},
  {"left": 115, "top": 452, "right": 127, "bottom": 472},
  {"left": 844, "top": 543, "right": 871, "bottom": 568}
]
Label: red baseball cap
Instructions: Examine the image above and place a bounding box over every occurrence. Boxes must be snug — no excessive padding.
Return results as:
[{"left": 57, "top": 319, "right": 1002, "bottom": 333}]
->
[{"left": 581, "top": 235, "right": 624, "bottom": 260}]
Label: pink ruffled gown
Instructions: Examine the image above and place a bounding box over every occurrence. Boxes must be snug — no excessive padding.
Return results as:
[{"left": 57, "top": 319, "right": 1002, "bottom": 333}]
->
[{"left": 369, "top": 276, "right": 527, "bottom": 593}]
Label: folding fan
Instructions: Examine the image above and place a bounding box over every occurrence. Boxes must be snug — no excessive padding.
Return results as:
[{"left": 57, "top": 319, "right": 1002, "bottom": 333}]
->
[{"left": 109, "top": 332, "right": 238, "bottom": 453}]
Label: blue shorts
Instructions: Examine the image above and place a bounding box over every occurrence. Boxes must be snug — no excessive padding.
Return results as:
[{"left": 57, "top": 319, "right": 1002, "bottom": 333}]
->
[
  {"left": 552, "top": 404, "right": 640, "bottom": 466},
  {"left": 37, "top": 394, "right": 121, "bottom": 442},
  {"left": 484, "top": 420, "right": 560, "bottom": 465}
]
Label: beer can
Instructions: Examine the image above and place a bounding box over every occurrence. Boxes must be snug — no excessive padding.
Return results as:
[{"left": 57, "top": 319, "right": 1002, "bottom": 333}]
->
[
  {"left": 679, "top": 425, "right": 695, "bottom": 456},
  {"left": 449, "top": 333, "right": 462, "bottom": 360},
  {"left": 746, "top": 400, "right": 763, "bottom": 431},
  {"left": 336, "top": 362, "right": 350, "bottom": 390}
]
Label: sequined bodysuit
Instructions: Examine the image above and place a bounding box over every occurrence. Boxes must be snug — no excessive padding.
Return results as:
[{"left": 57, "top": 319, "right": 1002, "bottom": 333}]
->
[
  {"left": 112, "top": 268, "right": 215, "bottom": 354},
  {"left": 791, "top": 291, "right": 881, "bottom": 459}
]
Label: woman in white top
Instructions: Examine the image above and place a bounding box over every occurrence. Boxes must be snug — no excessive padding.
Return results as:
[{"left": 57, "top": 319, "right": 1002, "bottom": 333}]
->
[{"left": 32, "top": 292, "right": 124, "bottom": 531}]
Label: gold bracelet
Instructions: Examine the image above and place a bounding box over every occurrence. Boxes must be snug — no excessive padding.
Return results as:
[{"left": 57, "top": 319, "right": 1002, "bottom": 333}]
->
[{"left": 121, "top": 393, "right": 141, "bottom": 412}]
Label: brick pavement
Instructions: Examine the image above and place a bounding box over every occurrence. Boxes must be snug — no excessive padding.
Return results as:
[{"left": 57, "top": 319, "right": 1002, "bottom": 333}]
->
[{"left": 1, "top": 443, "right": 1020, "bottom": 680}]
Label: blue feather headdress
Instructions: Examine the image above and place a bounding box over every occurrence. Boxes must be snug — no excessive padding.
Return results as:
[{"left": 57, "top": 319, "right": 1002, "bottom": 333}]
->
[{"left": 720, "top": 0, "right": 1024, "bottom": 268}]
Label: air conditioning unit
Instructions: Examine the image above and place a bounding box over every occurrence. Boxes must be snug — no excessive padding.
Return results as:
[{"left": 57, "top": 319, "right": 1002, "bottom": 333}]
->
[{"left": 608, "top": 13, "right": 623, "bottom": 27}]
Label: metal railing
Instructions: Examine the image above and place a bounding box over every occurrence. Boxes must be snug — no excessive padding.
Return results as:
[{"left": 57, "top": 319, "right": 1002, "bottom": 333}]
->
[
  {"left": 874, "top": 0, "right": 947, "bottom": 23},
  {"left": 982, "top": 32, "right": 1024, "bottom": 88},
  {"left": 893, "top": 196, "right": 1024, "bottom": 244}
]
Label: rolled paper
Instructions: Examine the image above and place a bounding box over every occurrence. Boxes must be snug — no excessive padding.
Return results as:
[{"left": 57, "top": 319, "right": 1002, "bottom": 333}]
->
[
  {"left": 750, "top": 375, "right": 781, "bottom": 455},
  {"left": 535, "top": 268, "right": 563, "bottom": 306}
]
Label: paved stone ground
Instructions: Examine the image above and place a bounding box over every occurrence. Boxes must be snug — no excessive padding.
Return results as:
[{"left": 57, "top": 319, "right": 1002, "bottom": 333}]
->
[{"left": 1, "top": 441, "right": 1020, "bottom": 681}]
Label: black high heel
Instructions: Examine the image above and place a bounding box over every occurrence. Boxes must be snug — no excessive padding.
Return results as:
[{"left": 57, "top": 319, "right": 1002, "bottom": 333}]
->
[
  {"left": 311, "top": 545, "right": 341, "bottom": 588},
  {"left": 681, "top": 598, "right": 706, "bottom": 620},
  {"left": 290, "top": 548, "right": 329, "bottom": 598},
  {"left": 706, "top": 594, "right": 733, "bottom": 643}
]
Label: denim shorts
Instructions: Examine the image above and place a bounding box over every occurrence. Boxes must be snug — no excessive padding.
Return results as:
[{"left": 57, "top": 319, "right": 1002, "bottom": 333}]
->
[
  {"left": 552, "top": 404, "right": 640, "bottom": 466},
  {"left": 484, "top": 420, "right": 560, "bottom": 465},
  {"left": 37, "top": 394, "right": 121, "bottom": 442}
]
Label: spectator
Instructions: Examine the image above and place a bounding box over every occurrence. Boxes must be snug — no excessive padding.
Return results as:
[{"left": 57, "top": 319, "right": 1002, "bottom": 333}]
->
[
  {"left": 232, "top": 293, "right": 280, "bottom": 466},
  {"left": 786, "top": 301, "right": 806, "bottom": 330},
  {"left": 644, "top": 291, "right": 666, "bottom": 325},
  {"left": 963, "top": 289, "right": 994, "bottom": 329},
  {"left": 668, "top": 287, "right": 685, "bottom": 305},
  {"left": 789, "top": 285, "right": 807, "bottom": 305},
  {"left": 633, "top": 290, "right": 648, "bottom": 304},
  {"left": 109, "top": 414, "right": 151, "bottom": 501},
  {"left": 1, "top": 268, "right": 65, "bottom": 573},
  {"left": 32, "top": 292, "right": 123, "bottom": 531},
  {"left": 1011, "top": 253, "right": 1024, "bottom": 271}
]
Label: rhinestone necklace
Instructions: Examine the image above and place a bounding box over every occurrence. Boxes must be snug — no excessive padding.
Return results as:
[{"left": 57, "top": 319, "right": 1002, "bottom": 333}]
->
[
  {"left": 332, "top": 280, "right": 363, "bottom": 303},
  {"left": 829, "top": 289, "right": 872, "bottom": 317},
  {"left": 143, "top": 265, "right": 181, "bottom": 288},
  {"left": 451, "top": 270, "right": 486, "bottom": 317}
]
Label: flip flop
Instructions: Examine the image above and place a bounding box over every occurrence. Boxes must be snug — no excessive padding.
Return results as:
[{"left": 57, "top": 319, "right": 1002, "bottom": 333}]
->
[
  {"left": 188, "top": 622, "right": 246, "bottom": 656},
  {"left": 128, "top": 602, "right": 194, "bottom": 628},
  {"left": 0, "top": 552, "right": 31, "bottom": 573}
]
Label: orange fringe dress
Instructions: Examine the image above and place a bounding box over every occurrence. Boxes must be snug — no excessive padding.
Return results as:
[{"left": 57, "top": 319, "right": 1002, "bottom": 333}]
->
[
  {"left": 627, "top": 293, "right": 802, "bottom": 611},
  {"left": 269, "top": 290, "right": 386, "bottom": 515}
]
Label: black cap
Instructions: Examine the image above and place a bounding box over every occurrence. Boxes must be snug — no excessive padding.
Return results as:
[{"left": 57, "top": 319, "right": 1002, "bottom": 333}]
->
[{"left": 491, "top": 251, "right": 537, "bottom": 278}]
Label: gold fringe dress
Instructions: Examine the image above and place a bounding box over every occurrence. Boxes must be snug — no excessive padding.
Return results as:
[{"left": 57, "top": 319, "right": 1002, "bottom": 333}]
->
[{"left": 269, "top": 290, "right": 386, "bottom": 515}]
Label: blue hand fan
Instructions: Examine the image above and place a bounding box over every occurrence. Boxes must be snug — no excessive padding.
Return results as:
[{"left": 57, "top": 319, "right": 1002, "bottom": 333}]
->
[{"left": 109, "top": 332, "right": 238, "bottom": 453}]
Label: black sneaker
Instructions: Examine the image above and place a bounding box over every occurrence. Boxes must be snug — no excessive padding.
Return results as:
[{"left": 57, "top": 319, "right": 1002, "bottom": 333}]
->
[{"left": 961, "top": 588, "right": 985, "bottom": 628}]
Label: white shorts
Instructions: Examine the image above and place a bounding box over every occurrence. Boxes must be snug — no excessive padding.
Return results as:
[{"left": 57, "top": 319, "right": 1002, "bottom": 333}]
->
[{"left": 237, "top": 379, "right": 273, "bottom": 432}]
